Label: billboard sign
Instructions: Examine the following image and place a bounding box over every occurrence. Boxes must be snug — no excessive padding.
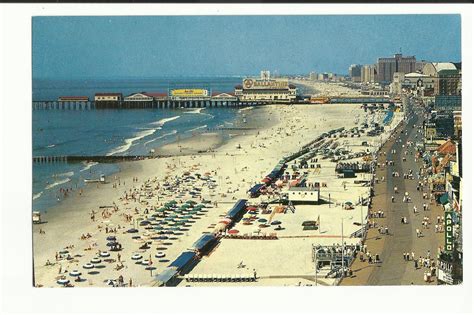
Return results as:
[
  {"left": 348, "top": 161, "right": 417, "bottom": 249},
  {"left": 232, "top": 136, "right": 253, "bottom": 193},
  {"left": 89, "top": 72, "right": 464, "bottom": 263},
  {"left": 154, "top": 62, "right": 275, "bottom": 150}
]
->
[
  {"left": 445, "top": 211, "right": 454, "bottom": 252},
  {"left": 243, "top": 78, "right": 288, "bottom": 90},
  {"left": 170, "top": 89, "right": 208, "bottom": 98}
]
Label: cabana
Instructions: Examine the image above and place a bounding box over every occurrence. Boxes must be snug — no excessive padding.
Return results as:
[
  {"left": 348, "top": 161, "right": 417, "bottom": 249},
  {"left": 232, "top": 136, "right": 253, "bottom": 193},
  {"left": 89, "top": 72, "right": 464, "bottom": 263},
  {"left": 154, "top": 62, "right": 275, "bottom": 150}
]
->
[
  {"left": 248, "top": 184, "right": 265, "bottom": 198},
  {"left": 225, "top": 199, "right": 248, "bottom": 220},
  {"left": 168, "top": 251, "right": 197, "bottom": 274},
  {"left": 191, "top": 233, "right": 217, "bottom": 254}
]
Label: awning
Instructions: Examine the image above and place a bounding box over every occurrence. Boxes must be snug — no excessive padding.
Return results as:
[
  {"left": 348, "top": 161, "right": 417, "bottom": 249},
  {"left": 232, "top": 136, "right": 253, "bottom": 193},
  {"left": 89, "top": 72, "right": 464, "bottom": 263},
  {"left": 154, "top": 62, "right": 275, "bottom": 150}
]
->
[
  {"left": 439, "top": 193, "right": 449, "bottom": 205},
  {"left": 155, "top": 267, "right": 178, "bottom": 285},
  {"left": 226, "top": 199, "right": 248, "bottom": 219},
  {"left": 191, "top": 233, "right": 216, "bottom": 251},
  {"left": 168, "top": 251, "right": 196, "bottom": 270},
  {"left": 248, "top": 184, "right": 265, "bottom": 196}
]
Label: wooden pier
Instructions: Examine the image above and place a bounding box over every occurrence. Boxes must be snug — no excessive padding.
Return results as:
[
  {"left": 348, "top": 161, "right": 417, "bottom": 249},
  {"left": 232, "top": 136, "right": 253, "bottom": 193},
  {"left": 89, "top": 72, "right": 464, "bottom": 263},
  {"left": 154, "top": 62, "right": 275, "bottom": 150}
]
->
[
  {"left": 32, "top": 99, "right": 272, "bottom": 110},
  {"left": 32, "top": 155, "right": 158, "bottom": 164}
]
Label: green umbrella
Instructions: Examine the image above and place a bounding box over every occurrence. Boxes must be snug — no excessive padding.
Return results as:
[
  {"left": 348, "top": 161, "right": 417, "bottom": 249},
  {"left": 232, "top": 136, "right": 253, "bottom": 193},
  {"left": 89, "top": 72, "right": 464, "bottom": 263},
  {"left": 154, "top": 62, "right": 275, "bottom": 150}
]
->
[{"left": 154, "top": 226, "right": 163, "bottom": 231}]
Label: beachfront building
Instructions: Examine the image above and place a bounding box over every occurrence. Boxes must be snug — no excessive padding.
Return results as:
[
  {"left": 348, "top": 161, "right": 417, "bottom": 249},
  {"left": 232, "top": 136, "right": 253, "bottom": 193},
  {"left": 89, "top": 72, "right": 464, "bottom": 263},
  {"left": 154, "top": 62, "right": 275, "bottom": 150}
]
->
[
  {"left": 422, "top": 62, "right": 461, "bottom": 96},
  {"left": 376, "top": 53, "right": 416, "bottom": 84},
  {"left": 94, "top": 93, "right": 122, "bottom": 102},
  {"left": 94, "top": 93, "right": 123, "bottom": 109},
  {"left": 234, "top": 76, "right": 297, "bottom": 103},
  {"left": 123, "top": 92, "right": 154, "bottom": 102},
  {"left": 287, "top": 186, "right": 320, "bottom": 204}
]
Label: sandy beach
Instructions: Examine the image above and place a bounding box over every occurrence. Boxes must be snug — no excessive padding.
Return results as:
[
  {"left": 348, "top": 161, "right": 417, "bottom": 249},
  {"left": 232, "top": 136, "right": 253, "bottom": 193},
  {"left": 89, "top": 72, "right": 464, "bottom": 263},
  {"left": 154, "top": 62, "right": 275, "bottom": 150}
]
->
[
  {"left": 291, "top": 79, "right": 362, "bottom": 97},
  {"left": 33, "top": 98, "right": 402, "bottom": 287}
]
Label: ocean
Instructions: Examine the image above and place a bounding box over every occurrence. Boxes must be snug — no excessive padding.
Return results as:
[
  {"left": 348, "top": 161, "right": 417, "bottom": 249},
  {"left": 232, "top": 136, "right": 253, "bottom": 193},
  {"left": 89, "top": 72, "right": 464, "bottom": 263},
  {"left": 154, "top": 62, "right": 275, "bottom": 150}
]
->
[{"left": 32, "top": 77, "right": 242, "bottom": 212}]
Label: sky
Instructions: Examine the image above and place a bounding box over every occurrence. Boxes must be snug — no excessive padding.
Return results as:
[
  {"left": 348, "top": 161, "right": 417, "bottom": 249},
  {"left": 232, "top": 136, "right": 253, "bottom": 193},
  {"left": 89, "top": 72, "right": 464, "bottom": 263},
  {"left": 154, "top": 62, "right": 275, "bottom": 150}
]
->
[{"left": 32, "top": 15, "right": 461, "bottom": 79}]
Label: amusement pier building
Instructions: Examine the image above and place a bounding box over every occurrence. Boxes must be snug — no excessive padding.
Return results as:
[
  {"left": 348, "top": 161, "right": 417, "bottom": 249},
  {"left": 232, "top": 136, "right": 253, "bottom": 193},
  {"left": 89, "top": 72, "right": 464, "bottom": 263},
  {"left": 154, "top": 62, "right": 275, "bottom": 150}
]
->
[{"left": 235, "top": 72, "right": 297, "bottom": 103}]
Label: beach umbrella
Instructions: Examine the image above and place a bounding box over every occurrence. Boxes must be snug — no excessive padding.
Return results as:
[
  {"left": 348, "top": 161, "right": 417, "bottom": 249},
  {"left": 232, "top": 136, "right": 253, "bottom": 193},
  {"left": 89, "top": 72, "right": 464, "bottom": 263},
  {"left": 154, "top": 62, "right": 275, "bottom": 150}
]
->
[
  {"left": 69, "top": 270, "right": 82, "bottom": 277},
  {"left": 59, "top": 249, "right": 69, "bottom": 255},
  {"left": 57, "top": 279, "right": 70, "bottom": 286},
  {"left": 154, "top": 226, "right": 163, "bottom": 231},
  {"left": 170, "top": 227, "right": 181, "bottom": 231},
  {"left": 228, "top": 229, "right": 239, "bottom": 235},
  {"left": 106, "top": 236, "right": 117, "bottom": 241},
  {"left": 155, "top": 252, "right": 166, "bottom": 258},
  {"left": 258, "top": 218, "right": 267, "bottom": 223},
  {"left": 186, "top": 200, "right": 197, "bottom": 205},
  {"left": 83, "top": 263, "right": 94, "bottom": 269},
  {"left": 107, "top": 241, "right": 118, "bottom": 247},
  {"left": 145, "top": 226, "right": 154, "bottom": 230},
  {"left": 247, "top": 206, "right": 258, "bottom": 211},
  {"left": 131, "top": 254, "right": 142, "bottom": 260},
  {"left": 127, "top": 228, "right": 139, "bottom": 234},
  {"left": 271, "top": 220, "right": 282, "bottom": 225},
  {"left": 91, "top": 257, "right": 102, "bottom": 264},
  {"left": 99, "top": 251, "right": 110, "bottom": 258},
  {"left": 139, "top": 221, "right": 150, "bottom": 226},
  {"left": 258, "top": 224, "right": 269, "bottom": 228}
]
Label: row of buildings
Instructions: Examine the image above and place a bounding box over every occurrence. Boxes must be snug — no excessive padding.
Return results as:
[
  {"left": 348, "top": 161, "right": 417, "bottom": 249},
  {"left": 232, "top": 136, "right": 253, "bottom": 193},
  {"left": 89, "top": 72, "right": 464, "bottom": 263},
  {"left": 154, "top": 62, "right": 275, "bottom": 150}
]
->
[{"left": 348, "top": 54, "right": 461, "bottom": 97}]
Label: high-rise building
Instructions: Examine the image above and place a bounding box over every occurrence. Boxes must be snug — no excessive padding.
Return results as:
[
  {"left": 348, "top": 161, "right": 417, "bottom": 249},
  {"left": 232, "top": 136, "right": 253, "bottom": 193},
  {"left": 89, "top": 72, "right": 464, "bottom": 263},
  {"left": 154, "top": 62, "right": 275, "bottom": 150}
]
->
[
  {"left": 376, "top": 54, "right": 416, "bottom": 83},
  {"left": 309, "top": 71, "right": 318, "bottom": 81},
  {"left": 361, "top": 65, "right": 376, "bottom": 83},
  {"left": 260, "top": 70, "right": 271, "bottom": 80},
  {"left": 348, "top": 64, "right": 362, "bottom": 82},
  {"left": 422, "top": 62, "right": 461, "bottom": 96}
]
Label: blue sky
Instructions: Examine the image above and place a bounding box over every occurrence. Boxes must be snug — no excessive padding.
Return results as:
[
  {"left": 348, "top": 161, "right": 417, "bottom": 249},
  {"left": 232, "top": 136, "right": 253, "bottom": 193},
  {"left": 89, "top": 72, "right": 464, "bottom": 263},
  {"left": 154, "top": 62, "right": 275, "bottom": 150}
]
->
[{"left": 32, "top": 15, "right": 461, "bottom": 78}]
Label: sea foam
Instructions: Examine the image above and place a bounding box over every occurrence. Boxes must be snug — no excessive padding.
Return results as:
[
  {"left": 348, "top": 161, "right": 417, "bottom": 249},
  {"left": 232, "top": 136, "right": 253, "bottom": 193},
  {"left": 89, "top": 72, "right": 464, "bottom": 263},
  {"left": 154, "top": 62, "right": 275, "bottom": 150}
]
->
[
  {"left": 45, "top": 178, "right": 71, "bottom": 190},
  {"left": 144, "top": 130, "right": 178, "bottom": 146},
  {"left": 107, "top": 128, "right": 157, "bottom": 156}
]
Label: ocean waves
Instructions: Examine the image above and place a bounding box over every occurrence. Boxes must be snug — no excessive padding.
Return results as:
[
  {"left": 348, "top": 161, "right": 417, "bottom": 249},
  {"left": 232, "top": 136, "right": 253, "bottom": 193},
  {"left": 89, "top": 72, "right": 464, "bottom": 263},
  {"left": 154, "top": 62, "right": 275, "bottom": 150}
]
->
[
  {"left": 144, "top": 130, "right": 178, "bottom": 146},
  {"left": 107, "top": 128, "right": 157, "bottom": 156},
  {"left": 150, "top": 115, "right": 181, "bottom": 127},
  {"left": 80, "top": 161, "right": 99, "bottom": 172},
  {"left": 45, "top": 178, "right": 71, "bottom": 190},
  {"left": 33, "top": 191, "right": 43, "bottom": 200},
  {"left": 187, "top": 125, "right": 208, "bottom": 133}
]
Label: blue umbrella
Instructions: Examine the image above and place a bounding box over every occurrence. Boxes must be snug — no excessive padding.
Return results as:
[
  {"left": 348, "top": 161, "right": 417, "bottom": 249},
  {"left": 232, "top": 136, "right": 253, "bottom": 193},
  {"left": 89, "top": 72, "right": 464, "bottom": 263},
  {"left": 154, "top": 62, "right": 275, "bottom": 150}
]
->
[
  {"left": 127, "top": 228, "right": 138, "bottom": 233},
  {"left": 258, "top": 218, "right": 267, "bottom": 223},
  {"left": 106, "top": 236, "right": 116, "bottom": 241},
  {"left": 107, "top": 241, "right": 118, "bottom": 247},
  {"left": 271, "top": 220, "right": 282, "bottom": 225}
]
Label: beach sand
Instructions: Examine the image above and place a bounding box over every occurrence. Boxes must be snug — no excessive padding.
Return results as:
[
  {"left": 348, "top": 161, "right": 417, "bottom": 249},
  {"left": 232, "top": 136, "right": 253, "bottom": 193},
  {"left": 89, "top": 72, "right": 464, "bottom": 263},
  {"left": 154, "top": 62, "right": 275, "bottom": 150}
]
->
[{"left": 33, "top": 97, "right": 403, "bottom": 288}]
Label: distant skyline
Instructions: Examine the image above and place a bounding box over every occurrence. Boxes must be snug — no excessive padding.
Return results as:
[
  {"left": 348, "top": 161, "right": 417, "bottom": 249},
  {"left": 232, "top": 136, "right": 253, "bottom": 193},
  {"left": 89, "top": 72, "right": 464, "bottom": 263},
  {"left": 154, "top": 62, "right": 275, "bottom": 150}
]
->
[{"left": 33, "top": 15, "right": 461, "bottom": 79}]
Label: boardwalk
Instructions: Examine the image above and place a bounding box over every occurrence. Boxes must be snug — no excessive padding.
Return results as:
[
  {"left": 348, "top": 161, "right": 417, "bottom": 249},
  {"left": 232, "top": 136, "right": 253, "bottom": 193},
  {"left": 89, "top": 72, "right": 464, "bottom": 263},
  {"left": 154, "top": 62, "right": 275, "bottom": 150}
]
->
[{"left": 341, "top": 99, "right": 444, "bottom": 286}]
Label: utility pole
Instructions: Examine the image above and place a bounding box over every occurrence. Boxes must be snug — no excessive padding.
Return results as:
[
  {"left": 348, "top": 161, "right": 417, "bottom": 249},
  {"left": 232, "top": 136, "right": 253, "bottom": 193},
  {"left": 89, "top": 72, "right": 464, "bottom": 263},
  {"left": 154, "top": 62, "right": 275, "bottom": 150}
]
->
[
  {"left": 312, "top": 244, "right": 318, "bottom": 286},
  {"left": 341, "top": 218, "right": 344, "bottom": 279}
]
